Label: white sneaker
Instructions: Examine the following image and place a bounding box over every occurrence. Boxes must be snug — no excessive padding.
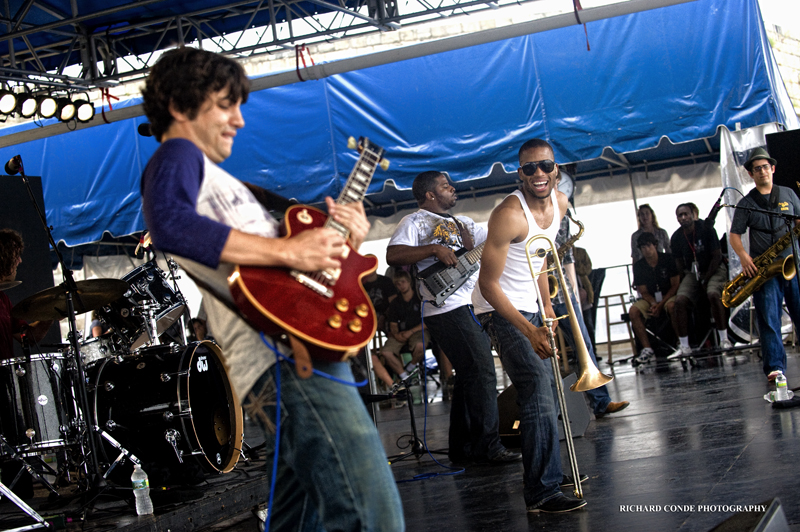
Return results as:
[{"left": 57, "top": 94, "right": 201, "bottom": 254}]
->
[
  {"left": 719, "top": 338, "right": 733, "bottom": 349},
  {"left": 667, "top": 345, "right": 693, "bottom": 360},
  {"left": 632, "top": 347, "right": 654, "bottom": 367}
]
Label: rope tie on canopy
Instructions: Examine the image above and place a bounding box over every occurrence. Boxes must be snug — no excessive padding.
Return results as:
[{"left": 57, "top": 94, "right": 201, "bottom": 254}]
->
[
  {"left": 100, "top": 88, "right": 119, "bottom": 124},
  {"left": 295, "top": 45, "right": 316, "bottom": 82},
  {"left": 572, "top": 0, "right": 591, "bottom": 51}
]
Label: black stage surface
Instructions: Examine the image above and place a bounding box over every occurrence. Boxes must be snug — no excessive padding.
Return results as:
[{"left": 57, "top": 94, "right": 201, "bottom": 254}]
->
[{"left": 2, "top": 346, "right": 800, "bottom": 532}]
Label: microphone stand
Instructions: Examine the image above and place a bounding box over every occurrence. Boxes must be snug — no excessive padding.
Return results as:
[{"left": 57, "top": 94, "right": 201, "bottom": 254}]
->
[{"left": 10, "top": 161, "right": 106, "bottom": 493}]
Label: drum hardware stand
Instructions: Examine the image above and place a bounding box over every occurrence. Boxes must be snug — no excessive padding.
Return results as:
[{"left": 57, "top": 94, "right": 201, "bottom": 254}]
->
[
  {"left": 9, "top": 157, "right": 106, "bottom": 492},
  {"left": 0, "top": 436, "right": 59, "bottom": 497},
  {"left": 93, "top": 426, "right": 140, "bottom": 479},
  {"left": 0, "top": 481, "right": 50, "bottom": 531},
  {"left": 137, "top": 300, "right": 163, "bottom": 347}
]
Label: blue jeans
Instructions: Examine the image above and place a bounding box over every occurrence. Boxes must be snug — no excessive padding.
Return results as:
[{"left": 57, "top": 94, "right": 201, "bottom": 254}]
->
[
  {"left": 552, "top": 296, "right": 611, "bottom": 415},
  {"left": 424, "top": 305, "right": 503, "bottom": 460},
  {"left": 478, "top": 310, "right": 563, "bottom": 507},
  {"left": 753, "top": 275, "right": 800, "bottom": 376},
  {"left": 243, "top": 360, "right": 404, "bottom": 532}
]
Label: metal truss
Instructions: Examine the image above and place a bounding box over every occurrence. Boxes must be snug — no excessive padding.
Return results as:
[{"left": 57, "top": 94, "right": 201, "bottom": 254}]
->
[{"left": 0, "top": 0, "right": 546, "bottom": 91}]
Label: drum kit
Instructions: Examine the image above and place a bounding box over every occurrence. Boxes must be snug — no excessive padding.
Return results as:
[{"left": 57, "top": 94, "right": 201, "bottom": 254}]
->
[{"left": 1, "top": 258, "right": 243, "bottom": 523}]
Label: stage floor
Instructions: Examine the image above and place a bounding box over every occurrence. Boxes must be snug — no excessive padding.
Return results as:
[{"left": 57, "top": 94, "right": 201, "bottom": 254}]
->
[{"left": 2, "top": 346, "right": 800, "bottom": 532}]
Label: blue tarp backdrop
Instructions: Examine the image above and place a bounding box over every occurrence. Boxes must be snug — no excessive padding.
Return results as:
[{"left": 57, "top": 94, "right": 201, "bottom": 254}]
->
[{"left": 0, "top": 0, "right": 795, "bottom": 247}]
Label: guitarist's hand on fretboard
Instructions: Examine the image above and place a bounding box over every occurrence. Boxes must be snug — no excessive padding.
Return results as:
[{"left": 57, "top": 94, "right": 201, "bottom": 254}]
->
[{"left": 325, "top": 197, "right": 370, "bottom": 251}]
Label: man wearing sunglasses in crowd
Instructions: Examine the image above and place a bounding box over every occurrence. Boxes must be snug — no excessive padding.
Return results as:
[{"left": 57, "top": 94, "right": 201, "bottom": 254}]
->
[{"left": 472, "top": 139, "right": 587, "bottom": 514}]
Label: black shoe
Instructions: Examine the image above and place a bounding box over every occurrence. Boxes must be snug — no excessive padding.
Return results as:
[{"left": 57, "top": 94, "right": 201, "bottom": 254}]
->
[
  {"left": 527, "top": 493, "right": 587, "bottom": 513},
  {"left": 559, "top": 473, "right": 589, "bottom": 489},
  {"left": 487, "top": 448, "right": 522, "bottom": 464}
]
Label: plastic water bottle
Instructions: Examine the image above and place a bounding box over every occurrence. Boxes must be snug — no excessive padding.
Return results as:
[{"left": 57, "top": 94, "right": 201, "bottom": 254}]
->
[
  {"left": 776, "top": 371, "right": 789, "bottom": 402},
  {"left": 131, "top": 464, "right": 153, "bottom": 515}
]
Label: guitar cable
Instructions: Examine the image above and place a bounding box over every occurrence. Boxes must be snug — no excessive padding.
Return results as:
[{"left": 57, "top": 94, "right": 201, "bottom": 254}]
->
[
  {"left": 257, "top": 332, "right": 369, "bottom": 531},
  {"left": 395, "top": 301, "right": 465, "bottom": 483}
]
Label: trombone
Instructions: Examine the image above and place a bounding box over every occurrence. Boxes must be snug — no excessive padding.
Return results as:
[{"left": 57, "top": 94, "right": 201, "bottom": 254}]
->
[{"left": 525, "top": 233, "right": 613, "bottom": 498}]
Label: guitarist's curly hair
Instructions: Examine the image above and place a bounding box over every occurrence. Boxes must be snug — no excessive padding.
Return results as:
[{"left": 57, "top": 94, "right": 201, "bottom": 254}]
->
[{"left": 142, "top": 47, "right": 250, "bottom": 142}]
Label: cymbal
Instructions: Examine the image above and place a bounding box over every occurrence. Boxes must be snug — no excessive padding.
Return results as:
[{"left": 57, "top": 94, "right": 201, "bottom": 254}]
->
[
  {"left": 11, "top": 279, "right": 129, "bottom": 322},
  {"left": 0, "top": 280, "right": 21, "bottom": 291}
]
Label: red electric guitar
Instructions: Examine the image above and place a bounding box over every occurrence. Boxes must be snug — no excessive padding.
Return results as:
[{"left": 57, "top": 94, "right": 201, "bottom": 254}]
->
[{"left": 228, "top": 137, "right": 389, "bottom": 363}]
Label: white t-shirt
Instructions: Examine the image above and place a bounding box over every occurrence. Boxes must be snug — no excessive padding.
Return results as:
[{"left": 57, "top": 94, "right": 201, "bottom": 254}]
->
[
  {"left": 388, "top": 209, "right": 487, "bottom": 317},
  {"left": 472, "top": 188, "right": 562, "bottom": 315}
]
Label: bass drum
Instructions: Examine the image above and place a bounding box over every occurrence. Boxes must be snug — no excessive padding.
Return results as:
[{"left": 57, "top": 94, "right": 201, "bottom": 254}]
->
[{"left": 91, "top": 341, "right": 242, "bottom": 482}]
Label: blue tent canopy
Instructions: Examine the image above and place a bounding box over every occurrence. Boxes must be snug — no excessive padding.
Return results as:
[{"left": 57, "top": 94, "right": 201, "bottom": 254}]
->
[{"left": 0, "top": 0, "right": 795, "bottom": 248}]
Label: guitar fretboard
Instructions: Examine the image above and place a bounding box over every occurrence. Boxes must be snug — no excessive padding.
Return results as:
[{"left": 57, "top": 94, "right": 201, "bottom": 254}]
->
[{"left": 325, "top": 142, "right": 383, "bottom": 239}]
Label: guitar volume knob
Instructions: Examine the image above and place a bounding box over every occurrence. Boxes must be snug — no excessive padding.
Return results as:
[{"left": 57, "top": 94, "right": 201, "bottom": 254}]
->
[
  {"left": 355, "top": 304, "right": 369, "bottom": 318},
  {"left": 335, "top": 299, "right": 349, "bottom": 312},
  {"left": 348, "top": 318, "right": 362, "bottom": 333},
  {"left": 328, "top": 315, "right": 343, "bottom": 329}
]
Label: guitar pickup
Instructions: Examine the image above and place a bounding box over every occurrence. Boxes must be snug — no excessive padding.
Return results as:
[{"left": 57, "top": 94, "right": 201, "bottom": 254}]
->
[{"left": 290, "top": 270, "right": 334, "bottom": 298}]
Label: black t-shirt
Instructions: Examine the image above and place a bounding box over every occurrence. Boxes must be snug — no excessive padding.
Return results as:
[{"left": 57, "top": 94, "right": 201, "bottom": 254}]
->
[
  {"left": 730, "top": 185, "right": 800, "bottom": 258},
  {"left": 362, "top": 275, "right": 397, "bottom": 315},
  {"left": 670, "top": 219, "right": 720, "bottom": 274},
  {"left": 386, "top": 294, "right": 422, "bottom": 332},
  {"left": 633, "top": 253, "right": 679, "bottom": 297}
]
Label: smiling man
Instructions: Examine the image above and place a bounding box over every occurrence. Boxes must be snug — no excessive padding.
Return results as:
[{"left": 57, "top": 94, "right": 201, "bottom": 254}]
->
[
  {"left": 140, "top": 47, "right": 403, "bottom": 531},
  {"left": 472, "top": 138, "right": 586, "bottom": 514},
  {"left": 730, "top": 147, "right": 800, "bottom": 382}
]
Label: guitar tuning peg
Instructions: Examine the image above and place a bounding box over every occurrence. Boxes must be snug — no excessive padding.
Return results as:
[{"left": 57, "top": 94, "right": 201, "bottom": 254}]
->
[
  {"left": 379, "top": 158, "right": 390, "bottom": 171},
  {"left": 347, "top": 137, "right": 357, "bottom": 150}
]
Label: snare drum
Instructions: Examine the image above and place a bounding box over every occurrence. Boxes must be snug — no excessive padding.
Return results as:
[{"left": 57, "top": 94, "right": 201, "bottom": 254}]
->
[
  {"left": 91, "top": 341, "right": 242, "bottom": 477},
  {"left": 98, "top": 262, "right": 186, "bottom": 349},
  {"left": 0, "top": 353, "right": 70, "bottom": 454},
  {"left": 80, "top": 334, "right": 119, "bottom": 366}
]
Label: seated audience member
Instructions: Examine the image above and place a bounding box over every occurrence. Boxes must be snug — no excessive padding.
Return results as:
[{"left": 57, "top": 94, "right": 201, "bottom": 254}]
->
[
  {"left": 631, "top": 204, "right": 672, "bottom": 264},
  {"left": 630, "top": 233, "right": 680, "bottom": 365},
  {"left": 668, "top": 203, "right": 730, "bottom": 358},
  {"left": 363, "top": 271, "right": 399, "bottom": 389},
  {"left": 90, "top": 310, "right": 108, "bottom": 337},
  {"left": 190, "top": 317, "right": 215, "bottom": 343},
  {"left": 379, "top": 270, "right": 429, "bottom": 381},
  {"left": 362, "top": 270, "right": 398, "bottom": 334}
]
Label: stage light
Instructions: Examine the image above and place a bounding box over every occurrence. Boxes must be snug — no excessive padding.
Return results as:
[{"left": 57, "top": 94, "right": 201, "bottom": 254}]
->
[
  {"left": 73, "top": 98, "right": 95, "bottom": 123},
  {"left": 56, "top": 97, "right": 75, "bottom": 122},
  {"left": 15, "top": 92, "right": 37, "bottom": 118},
  {"left": 0, "top": 90, "right": 17, "bottom": 115},
  {"left": 37, "top": 95, "right": 57, "bottom": 119}
]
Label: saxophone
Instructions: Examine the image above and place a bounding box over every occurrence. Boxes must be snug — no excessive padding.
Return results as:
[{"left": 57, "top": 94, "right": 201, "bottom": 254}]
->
[
  {"left": 721, "top": 224, "right": 800, "bottom": 308},
  {"left": 547, "top": 212, "right": 585, "bottom": 297}
]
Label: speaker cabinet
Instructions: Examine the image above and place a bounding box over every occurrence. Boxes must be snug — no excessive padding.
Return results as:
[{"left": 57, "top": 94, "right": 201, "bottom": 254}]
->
[
  {"left": 766, "top": 129, "right": 800, "bottom": 197},
  {"left": 708, "top": 498, "right": 789, "bottom": 532},
  {"left": 498, "top": 373, "right": 591, "bottom": 448}
]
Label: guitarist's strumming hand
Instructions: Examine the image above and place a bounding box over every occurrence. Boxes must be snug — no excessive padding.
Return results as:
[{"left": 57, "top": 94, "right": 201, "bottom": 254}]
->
[
  {"left": 325, "top": 197, "right": 370, "bottom": 251},
  {"left": 432, "top": 245, "right": 459, "bottom": 267},
  {"left": 281, "top": 228, "right": 348, "bottom": 272}
]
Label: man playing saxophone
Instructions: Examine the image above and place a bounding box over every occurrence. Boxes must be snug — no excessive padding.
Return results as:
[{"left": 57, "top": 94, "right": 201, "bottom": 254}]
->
[{"left": 729, "top": 147, "right": 800, "bottom": 382}]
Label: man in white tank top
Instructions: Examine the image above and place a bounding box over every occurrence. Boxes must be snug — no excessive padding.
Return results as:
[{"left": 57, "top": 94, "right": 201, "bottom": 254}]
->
[{"left": 472, "top": 139, "right": 587, "bottom": 513}]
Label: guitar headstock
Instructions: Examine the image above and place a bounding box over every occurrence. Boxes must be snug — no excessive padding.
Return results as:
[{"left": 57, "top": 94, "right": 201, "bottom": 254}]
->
[{"left": 348, "top": 136, "right": 390, "bottom": 171}]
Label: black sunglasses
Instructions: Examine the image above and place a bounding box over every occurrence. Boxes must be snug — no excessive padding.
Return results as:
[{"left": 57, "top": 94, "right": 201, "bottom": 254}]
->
[{"left": 520, "top": 159, "right": 555, "bottom": 176}]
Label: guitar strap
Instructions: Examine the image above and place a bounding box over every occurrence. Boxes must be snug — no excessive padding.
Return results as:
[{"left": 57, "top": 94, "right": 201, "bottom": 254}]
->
[{"left": 441, "top": 213, "right": 474, "bottom": 251}]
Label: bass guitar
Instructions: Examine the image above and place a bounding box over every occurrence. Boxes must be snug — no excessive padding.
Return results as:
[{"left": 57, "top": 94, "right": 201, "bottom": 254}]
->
[
  {"left": 229, "top": 137, "right": 389, "bottom": 362},
  {"left": 417, "top": 242, "right": 485, "bottom": 307}
]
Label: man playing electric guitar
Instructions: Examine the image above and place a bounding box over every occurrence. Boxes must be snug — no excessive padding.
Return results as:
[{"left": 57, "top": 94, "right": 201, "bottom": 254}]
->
[
  {"left": 140, "top": 47, "right": 403, "bottom": 531},
  {"left": 386, "top": 171, "right": 520, "bottom": 464}
]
